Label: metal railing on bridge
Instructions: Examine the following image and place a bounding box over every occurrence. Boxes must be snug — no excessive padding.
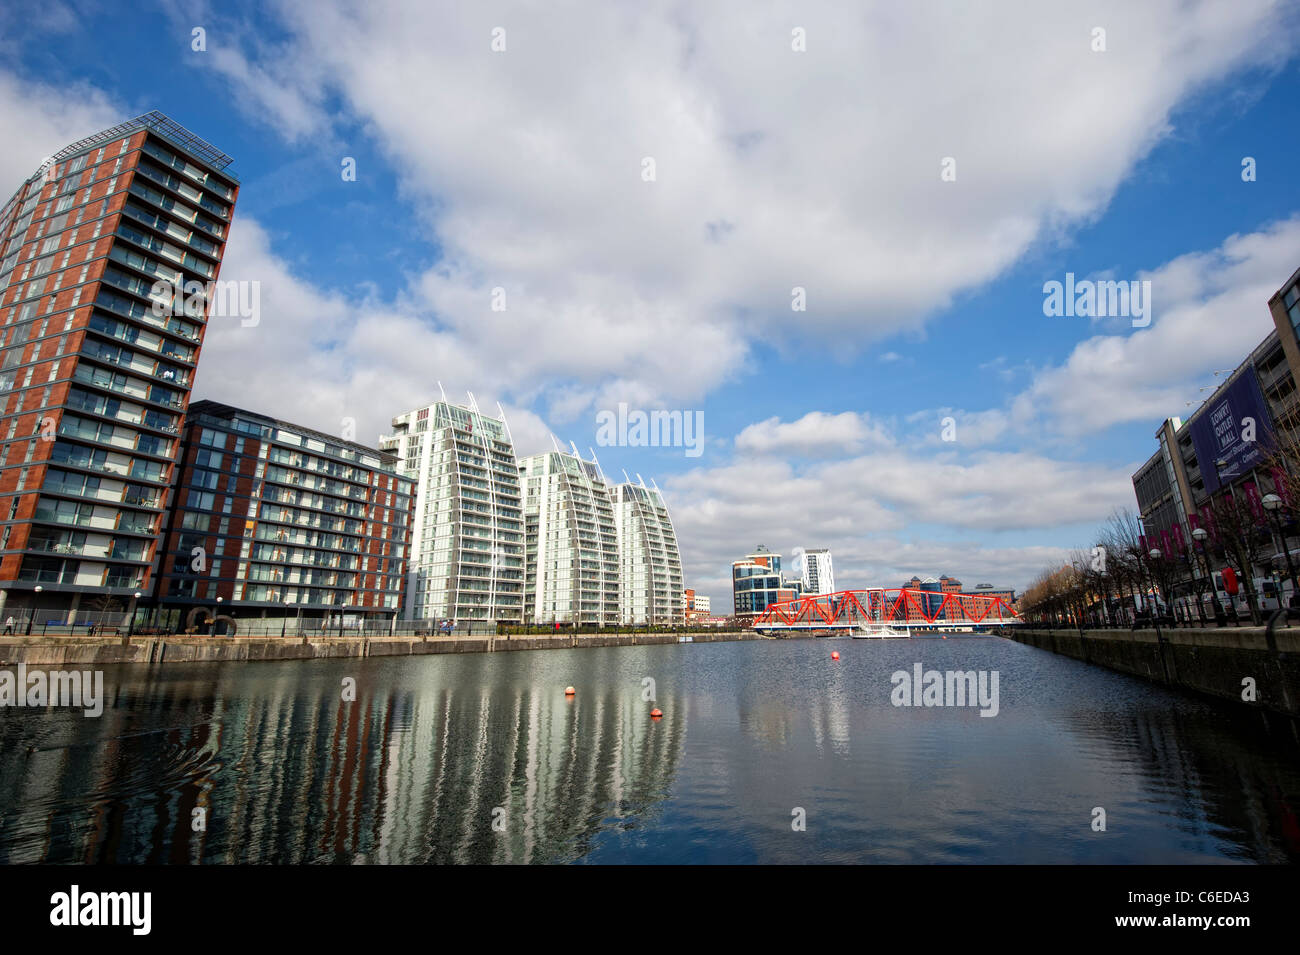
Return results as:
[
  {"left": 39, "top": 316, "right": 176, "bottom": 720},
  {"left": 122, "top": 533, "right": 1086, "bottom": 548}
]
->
[{"left": 754, "top": 588, "right": 1020, "bottom": 633}]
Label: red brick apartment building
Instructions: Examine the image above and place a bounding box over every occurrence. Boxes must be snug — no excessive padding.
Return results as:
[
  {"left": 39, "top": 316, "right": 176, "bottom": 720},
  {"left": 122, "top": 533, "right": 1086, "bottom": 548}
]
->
[{"left": 0, "top": 112, "right": 238, "bottom": 624}]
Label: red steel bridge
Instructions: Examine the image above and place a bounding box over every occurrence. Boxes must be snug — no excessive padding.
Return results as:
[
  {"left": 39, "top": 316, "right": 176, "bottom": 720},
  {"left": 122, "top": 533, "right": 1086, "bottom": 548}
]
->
[{"left": 753, "top": 588, "right": 1021, "bottom": 634}]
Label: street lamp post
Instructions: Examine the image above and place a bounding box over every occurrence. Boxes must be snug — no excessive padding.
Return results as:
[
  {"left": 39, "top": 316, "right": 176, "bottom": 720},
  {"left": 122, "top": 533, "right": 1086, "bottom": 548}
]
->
[
  {"left": 1133, "top": 544, "right": 1158, "bottom": 627},
  {"left": 26, "top": 585, "right": 42, "bottom": 636},
  {"left": 127, "top": 590, "right": 141, "bottom": 639},
  {"left": 1178, "top": 541, "right": 1206, "bottom": 626},
  {"left": 1148, "top": 548, "right": 1167, "bottom": 624},
  {"left": 1191, "top": 527, "right": 1225, "bottom": 624},
  {"left": 1262, "top": 493, "right": 1297, "bottom": 610},
  {"left": 210, "top": 596, "right": 222, "bottom": 636},
  {"left": 1211, "top": 458, "right": 1246, "bottom": 624}
]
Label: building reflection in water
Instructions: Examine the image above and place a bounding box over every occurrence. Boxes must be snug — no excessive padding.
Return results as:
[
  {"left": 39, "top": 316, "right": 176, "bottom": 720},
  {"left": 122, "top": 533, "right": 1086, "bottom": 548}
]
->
[{"left": 0, "top": 659, "right": 687, "bottom": 864}]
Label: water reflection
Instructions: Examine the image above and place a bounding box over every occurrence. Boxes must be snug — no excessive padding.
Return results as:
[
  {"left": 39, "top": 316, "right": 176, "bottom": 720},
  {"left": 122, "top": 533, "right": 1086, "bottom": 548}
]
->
[
  {"left": 0, "top": 656, "right": 686, "bottom": 864},
  {"left": 0, "top": 640, "right": 1296, "bottom": 864}
]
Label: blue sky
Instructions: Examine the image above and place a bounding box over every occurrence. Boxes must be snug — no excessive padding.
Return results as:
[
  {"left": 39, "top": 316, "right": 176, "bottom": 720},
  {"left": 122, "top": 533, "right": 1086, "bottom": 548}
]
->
[{"left": 3, "top": 0, "right": 1298, "bottom": 610}]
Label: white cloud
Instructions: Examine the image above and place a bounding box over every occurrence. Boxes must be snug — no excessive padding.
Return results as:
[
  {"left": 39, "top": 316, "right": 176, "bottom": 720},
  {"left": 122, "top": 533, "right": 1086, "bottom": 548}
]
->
[
  {"left": 664, "top": 445, "right": 1132, "bottom": 610},
  {"left": 1014, "top": 215, "right": 1300, "bottom": 436},
  {"left": 191, "top": 0, "right": 1293, "bottom": 413},
  {"left": 735, "top": 411, "right": 893, "bottom": 456},
  {"left": 0, "top": 72, "right": 121, "bottom": 195}
]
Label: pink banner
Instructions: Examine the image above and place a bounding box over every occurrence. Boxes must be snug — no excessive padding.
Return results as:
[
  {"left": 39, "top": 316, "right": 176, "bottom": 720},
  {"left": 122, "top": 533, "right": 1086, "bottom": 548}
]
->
[
  {"left": 1272, "top": 467, "right": 1292, "bottom": 508},
  {"left": 1200, "top": 506, "right": 1219, "bottom": 544},
  {"left": 1244, "top": 481, "right": 1265, "bottom": 524}
]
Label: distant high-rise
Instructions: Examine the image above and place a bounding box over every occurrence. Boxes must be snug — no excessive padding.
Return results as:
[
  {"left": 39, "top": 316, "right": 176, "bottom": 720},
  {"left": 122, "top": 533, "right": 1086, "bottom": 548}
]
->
[
  {"left": 800, "top": 547, "right": 835, "bottom": 595},
  {"left": 518, "top": 449, "right": 619, "bottom": 626},
  {"left": 380, "top": 398, "right": 524, "bottom": 624},
  {"left": 611, "top": 481, "right": 682, "bottom": 625},
  {"left": 0, "top": 112, "right": 238, "bottom": 623}
]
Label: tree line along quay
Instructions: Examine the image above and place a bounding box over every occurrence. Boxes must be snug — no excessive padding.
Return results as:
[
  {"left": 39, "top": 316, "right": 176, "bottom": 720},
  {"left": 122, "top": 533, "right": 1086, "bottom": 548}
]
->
[
  {"left": 1023, "top": 264, "right": 1300, "bottom": 632},
  {"left": 1011, "top": 267, "right": 1300, "bottom": 723}
]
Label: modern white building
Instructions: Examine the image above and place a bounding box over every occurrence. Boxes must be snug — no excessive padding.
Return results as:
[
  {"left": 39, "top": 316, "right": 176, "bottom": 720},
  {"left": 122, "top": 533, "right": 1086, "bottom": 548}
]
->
[
  {"left": 519, "top": 449, "right": 619, "bottom": 626},
  {"left": 801, "top": 547, "right": 835, "bottom": 595},
  {"left": 612, "top": 480, "right": 683, "bottom": 625},
  {"left": 379, "top": 397, "right": 524, "bottom": 624}
]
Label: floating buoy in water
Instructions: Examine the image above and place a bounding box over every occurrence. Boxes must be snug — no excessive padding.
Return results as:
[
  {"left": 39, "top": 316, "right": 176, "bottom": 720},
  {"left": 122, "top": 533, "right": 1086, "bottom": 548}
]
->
[
  {"left": 650, "top": 708, "right": 663, "bottom": 719},
  {"left": 564, "top": 686, "right": 576, "bottom": 696},
  {"left": 831, "top": 651, "right": 840, "bottom": 660}
]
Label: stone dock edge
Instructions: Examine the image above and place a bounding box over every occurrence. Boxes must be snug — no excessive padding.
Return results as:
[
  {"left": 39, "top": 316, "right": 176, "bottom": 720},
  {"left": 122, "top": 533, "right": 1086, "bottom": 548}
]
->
[
  {"left": 1007, "top": 626, "right": 1300, "bottom": 720},
  {"left": 0, "top": 630, "right": 776, "bottom": 667}
]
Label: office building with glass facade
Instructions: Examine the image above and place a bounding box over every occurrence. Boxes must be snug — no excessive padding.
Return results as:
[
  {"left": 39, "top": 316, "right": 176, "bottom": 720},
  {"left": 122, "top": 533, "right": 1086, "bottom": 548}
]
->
[{"left": 732, "top": 545, "right": 784, "bottom": 619}]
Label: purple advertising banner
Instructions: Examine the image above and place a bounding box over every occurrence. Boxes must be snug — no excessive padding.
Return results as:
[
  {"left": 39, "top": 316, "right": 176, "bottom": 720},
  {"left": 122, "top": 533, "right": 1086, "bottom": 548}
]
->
[{"left": 1187, "top": 369, "right": 1274, "bottom": 494}]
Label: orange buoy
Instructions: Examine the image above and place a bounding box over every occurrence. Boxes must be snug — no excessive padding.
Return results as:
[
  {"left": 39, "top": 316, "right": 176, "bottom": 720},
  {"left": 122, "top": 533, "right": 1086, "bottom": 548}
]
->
[
  {"left": 564, "top": 686, "right": 576, "bottom": 696},
  {"left": 650, "top": 708, "right": 663, "bottom": 719},
  {"left": 831, "top": 651, "right": 840, "bottom": 660}
]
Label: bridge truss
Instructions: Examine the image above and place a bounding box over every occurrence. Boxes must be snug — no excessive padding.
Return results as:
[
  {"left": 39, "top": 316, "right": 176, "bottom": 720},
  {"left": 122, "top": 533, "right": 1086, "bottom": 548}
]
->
[{"left": 753, "top": 588, "right": 1020, "bottom": 634}]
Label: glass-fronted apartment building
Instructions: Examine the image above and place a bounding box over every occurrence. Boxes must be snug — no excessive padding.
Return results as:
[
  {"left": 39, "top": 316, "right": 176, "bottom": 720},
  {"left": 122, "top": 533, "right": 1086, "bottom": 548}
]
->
[
  {"left": 611, "top": 481, "right": 683, "bottom": 625},
  {"left": 154, "top": 401, "right": 413, "bottom": 631},
  {"left": 380, "top": 399, "right": 524, "bottom": 624},
  {"left": 0, "top": 112, "right": 238, "bottom": 624},
  {"left": 519, "top": 450, "right": 619, "bottom": 626}
]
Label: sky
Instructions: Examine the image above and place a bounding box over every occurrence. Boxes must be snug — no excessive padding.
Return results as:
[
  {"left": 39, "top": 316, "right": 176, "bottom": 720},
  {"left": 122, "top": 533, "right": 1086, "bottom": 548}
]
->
[{"left": 2, "top": 0, "right": 1298, "bottom": 613}]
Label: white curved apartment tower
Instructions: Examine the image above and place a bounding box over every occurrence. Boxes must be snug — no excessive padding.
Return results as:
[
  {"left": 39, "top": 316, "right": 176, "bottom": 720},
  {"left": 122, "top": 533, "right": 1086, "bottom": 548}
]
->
[
  {"left": 519, "top": 450, "right": 619, "bottom": 626},
  {"left": 379, "top": 399, "right": 524, "bottom": 624},
  {"left": 611, "top": 481, "right": 683, "bottom": 625}
]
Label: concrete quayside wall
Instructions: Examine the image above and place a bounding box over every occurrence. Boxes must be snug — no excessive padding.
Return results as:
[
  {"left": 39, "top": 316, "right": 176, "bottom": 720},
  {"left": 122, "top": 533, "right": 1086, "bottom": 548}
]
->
[
  {"left": 0, "top": 630, "right": 764, "bottom": 668},
  {"left": 1008, "top": 626, "right": 1300, "bottom": 719}
]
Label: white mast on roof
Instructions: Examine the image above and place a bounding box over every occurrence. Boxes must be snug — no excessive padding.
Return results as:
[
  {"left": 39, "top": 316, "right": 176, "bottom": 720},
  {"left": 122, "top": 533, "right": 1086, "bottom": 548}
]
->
[{"left": 589, "top": 447, "right": 607, "bottom": 484}]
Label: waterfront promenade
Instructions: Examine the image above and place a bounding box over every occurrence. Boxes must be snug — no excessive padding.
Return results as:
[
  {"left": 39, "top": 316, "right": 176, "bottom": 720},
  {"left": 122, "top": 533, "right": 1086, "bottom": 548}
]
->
[{"left": 0, "top": 628, "right": 762, "bottom": 667}]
